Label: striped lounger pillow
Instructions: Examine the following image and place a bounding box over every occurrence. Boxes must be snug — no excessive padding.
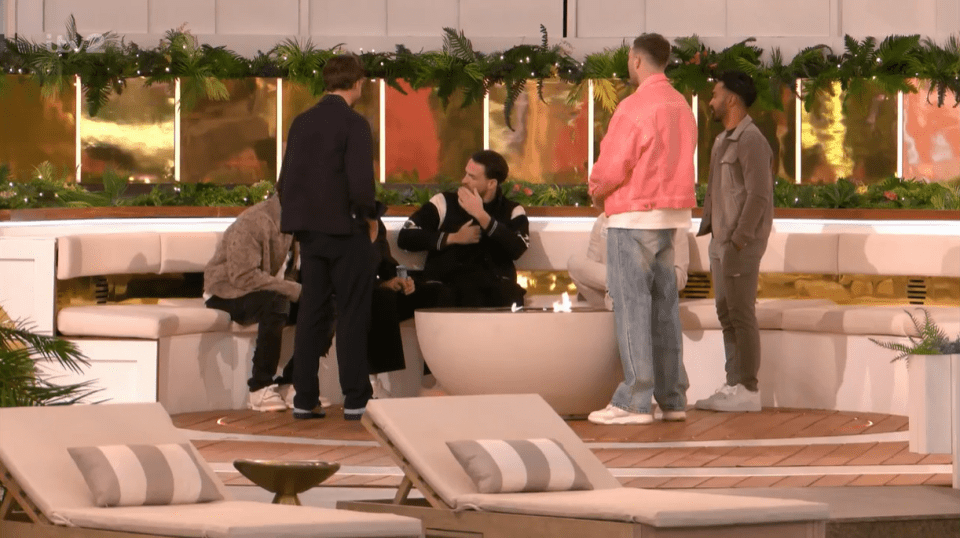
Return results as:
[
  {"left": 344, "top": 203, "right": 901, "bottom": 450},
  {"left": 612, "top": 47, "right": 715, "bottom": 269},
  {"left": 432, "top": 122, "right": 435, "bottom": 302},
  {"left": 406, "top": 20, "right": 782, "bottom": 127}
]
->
[
  {"left": 68, "top": 443, "right": 223, "bottom": 507},
  {"left": 446, "top": 438, "right": 593, "bottom": 494}
]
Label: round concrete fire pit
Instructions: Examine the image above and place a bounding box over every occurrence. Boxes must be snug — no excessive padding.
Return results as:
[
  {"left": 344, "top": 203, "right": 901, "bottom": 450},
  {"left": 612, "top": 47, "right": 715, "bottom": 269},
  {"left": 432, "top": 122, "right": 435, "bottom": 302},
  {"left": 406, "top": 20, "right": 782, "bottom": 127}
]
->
[{"left": 414, "top": 307, "right": 623, "bottom": 416}]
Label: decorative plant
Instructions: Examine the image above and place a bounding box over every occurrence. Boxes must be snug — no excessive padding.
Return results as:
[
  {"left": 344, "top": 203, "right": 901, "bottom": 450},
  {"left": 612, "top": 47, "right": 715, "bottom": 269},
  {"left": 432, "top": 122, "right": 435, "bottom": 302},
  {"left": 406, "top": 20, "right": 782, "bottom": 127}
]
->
[
  {"left": 870, "top": 308, "right": 960, "bottom": 362},
  {"left": 0, "top": 309, "right": 101, "bottom": 406}
]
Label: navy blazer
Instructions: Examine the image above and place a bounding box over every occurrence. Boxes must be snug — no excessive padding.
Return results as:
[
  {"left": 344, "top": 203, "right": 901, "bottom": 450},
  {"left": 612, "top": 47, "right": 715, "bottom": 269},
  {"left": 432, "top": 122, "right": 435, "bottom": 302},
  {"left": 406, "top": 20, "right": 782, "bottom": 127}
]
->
[{"left": 279, "top": 94, "right": 377, "bottom": 235}]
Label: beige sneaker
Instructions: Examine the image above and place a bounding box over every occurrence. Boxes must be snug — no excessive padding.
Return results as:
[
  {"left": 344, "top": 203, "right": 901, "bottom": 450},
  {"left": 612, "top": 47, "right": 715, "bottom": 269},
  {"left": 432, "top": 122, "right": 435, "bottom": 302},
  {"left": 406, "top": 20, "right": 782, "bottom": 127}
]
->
[
  {"left": 248, "top": 385, "right": 287, "bottom": 412},
  {"left": 696, "top": 384, "right": 761, "bottom": 412},
  {"left": 660, "top": 409, "right": 687, "bottom": 422},
  {"left": 277, "top": 384, "right": 331, "bottom": 409},
  {"left": 587, "top": 404, "right": 653, "bottom": 425}
]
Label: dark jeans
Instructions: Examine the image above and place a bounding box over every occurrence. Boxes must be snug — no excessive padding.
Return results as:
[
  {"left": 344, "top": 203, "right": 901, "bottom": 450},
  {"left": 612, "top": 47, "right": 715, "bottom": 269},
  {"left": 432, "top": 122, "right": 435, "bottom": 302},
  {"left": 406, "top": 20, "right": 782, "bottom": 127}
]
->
[
  {"left": 294, "top": 230, "right": 376, "bottom": 411},
  {"left": 205, "top": 291, "right": 296, "bottom": 392}
]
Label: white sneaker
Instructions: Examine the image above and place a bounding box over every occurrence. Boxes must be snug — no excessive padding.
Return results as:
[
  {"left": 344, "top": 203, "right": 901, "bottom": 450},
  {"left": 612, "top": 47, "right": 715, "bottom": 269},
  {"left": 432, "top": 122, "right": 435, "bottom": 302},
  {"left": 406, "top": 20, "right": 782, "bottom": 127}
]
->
[
  {"left": 248, "top": 385, "right": 287, "bottom": 412},
  {"left": 588, "top": 404, "right": 654, "bottom": 425},
  {"left": 694, "top": 384, "right": 737, "bottom": 410},
  {"left": 277, "top": 384, "right": 331, "bottom": 409},
  {"left": 697, "top": 384, "right": 761, "bottom": 412}
]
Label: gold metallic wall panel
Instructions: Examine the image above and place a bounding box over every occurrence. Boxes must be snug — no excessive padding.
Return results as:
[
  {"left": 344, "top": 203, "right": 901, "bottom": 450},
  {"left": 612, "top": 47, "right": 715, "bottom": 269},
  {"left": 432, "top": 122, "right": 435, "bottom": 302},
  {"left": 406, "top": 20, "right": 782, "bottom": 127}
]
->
[
  {"left": 699, "top": 85, "right": 796, "bottom": 184},
  {"left": 903, "top": 80, "right": 960, "bottom": 182},
  {"left": 490, "top": 81, "right": 589, "bottom": 185},
  {"left": 181, "top": 78, "right": 277, "bottom": 184},
  {"left": 384, "top": 81, "right": 482, "bottom": 184},
  {"left": 80, "top": 78, "right": 174, "bottom": 184},
  {"left": 282, "top": 80, "right": 381, "bottom": 182},
  {"left": 0, "top": 75, "right": 76, "bottom": 181},
  {"left": 801, "top": 82, "right": 897, "bottom": 184}
]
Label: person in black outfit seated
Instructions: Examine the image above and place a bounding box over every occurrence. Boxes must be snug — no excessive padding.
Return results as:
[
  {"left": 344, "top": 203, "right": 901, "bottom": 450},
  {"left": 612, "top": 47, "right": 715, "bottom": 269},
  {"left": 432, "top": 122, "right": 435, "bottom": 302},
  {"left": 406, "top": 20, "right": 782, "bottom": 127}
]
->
[
  {"left": 367, "top": 216, "right": 452, "bottom": 376},
  {"left": 396, "top": 150, "right": 530, "bottom": 308}
]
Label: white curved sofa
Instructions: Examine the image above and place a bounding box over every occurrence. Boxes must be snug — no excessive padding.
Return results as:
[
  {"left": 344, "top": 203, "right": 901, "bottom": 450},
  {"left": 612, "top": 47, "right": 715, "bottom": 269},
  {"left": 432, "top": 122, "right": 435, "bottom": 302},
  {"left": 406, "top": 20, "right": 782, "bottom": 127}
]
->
[{"left": 2, "top": 222, "right": 956, "bottom": 419}]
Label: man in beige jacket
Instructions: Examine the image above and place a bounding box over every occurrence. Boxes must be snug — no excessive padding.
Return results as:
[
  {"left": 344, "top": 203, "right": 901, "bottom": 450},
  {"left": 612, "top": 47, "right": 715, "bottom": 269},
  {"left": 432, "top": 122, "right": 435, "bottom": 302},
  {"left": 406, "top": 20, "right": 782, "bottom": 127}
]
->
[{"left": 204, "top": 188, "right": 316, "bottom": 414}]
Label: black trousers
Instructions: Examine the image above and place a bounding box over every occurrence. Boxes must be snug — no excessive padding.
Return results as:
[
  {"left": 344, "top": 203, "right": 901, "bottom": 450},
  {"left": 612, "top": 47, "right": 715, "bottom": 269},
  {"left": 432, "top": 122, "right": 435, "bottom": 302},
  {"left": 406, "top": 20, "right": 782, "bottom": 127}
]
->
[
  {"left": 294, "top": 230, "right": 375, "bottom": 411},
  {"left": 205, "top": 291, "right": 296, "bottom": 392},
  {"left": 368, "top": 284, "right": 454, "bottom": 375},
  {"left": 422, "top": 271, "right": 525, "bottom": 308}
]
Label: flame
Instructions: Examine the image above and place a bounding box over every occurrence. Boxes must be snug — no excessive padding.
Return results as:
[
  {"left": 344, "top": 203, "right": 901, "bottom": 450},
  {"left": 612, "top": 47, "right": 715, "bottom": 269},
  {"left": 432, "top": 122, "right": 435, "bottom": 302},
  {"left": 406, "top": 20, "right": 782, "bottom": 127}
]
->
[{"left": 552, "top": 292, "right": 572, "bottom": 313}]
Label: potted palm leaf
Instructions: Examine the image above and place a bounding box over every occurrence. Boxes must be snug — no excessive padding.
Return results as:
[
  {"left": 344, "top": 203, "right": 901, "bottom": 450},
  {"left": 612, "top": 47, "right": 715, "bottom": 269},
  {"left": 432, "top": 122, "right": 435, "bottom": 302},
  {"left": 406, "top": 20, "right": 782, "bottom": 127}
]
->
[
  {"left": 871, "top": 308, "right": 960, "bottom": 455},
  {"left": 0, "top": 308, "right": 101, "bottom": 407}
]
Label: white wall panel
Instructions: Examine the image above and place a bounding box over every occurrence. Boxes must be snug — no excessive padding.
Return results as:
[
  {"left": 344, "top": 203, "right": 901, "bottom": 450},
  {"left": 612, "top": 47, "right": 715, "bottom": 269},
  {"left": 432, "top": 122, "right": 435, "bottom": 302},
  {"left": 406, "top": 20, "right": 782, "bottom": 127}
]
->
[
  {"left": 728, "top": 0, "right": 831, "bottom": 37},
  {"left": 459, "top": 0, "right": 562, "bottom": 38},
  {"left": 216, "top": 0, "right": 299, "bottom": 35},
  {"left": 310, "top": 0, "right": 386, "bottom": 36},
  {"left": 150, "top": 0, "right": 216, "bottom": 34},
  {"left": 646, "top": 0, "right": 726, "bottom": 38},
  {"left": 45, "top": 0, "right": 149, "bottom": 35},
  {"left": 938, "top": 0, "right": 960, "bottom": 35},
  {"left": 576, "top": 0, "right": 644, "bottom": 38},
  {"left": 842, "top": 0, "right": 933, "bottom": 36},
  {"left": 387, "top": 0, "right": 457, "bottom": 36}
]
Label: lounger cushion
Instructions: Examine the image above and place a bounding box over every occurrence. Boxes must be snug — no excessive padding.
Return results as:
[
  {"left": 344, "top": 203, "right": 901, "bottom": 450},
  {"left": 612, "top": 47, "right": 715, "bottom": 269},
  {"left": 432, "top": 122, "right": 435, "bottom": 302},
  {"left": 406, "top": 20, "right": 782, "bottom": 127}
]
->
[
  {"left": 447, "top": 438, "right": 592, "bottom": 493},
  {"left": 56, "top": 500, "right": 424, "bottom": 538},
  {"left": 455, "top": 487, "right": 829, "bottom": 528},
  {"left": 68, "top": 443, "right": 223, "bottom": 507}
]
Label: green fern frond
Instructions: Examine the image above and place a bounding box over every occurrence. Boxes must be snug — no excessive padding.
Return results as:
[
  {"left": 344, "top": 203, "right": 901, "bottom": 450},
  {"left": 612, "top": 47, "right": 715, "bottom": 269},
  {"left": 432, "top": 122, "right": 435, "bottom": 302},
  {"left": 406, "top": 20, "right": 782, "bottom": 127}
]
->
[
  {"left": 870, "top": 308, "right": 950, "bottom": 362},
  {"left": 442, "top": 27, "right": 476, "bottom": 62}
]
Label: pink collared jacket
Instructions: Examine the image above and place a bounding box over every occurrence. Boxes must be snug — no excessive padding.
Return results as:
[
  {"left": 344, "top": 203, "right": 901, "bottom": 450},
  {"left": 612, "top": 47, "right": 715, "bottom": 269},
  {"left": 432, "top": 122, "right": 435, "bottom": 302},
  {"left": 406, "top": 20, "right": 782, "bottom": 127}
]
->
[{"left": 589, "top": 73, "right": 697, "bottom": 216}]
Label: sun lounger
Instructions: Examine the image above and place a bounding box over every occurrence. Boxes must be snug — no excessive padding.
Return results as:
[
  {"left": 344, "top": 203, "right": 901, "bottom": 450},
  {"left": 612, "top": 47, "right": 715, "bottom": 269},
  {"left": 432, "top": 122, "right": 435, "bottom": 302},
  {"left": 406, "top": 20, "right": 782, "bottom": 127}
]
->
[
  {"left": 340, "top": 394, "right": 829, "bottom": 537},
  {"left": 0, "top": 402, "right": 423, "bottom": 538}
]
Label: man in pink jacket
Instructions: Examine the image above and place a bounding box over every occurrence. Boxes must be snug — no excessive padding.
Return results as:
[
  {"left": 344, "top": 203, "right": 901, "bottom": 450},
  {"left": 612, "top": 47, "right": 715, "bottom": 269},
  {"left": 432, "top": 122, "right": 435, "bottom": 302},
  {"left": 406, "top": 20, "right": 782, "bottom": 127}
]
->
[{"left": 587, "top": 33, "right": 697, "bottom": 425}]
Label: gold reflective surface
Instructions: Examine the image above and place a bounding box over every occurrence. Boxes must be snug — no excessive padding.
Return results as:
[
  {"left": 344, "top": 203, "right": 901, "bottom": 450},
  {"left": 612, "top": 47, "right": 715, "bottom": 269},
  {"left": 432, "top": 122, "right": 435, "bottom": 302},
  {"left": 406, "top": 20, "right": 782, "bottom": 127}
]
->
[
  {"left": 181, "top": 78, "right": 277, "bottom": 184},
  {"left": 518, "top": 271, "right": 959, "bottom": 307},
  {"left": 282, "top": 80, "right": 381, "bottom": 182},
  {"left": 0, "top": 75, "right": 76, "bottom": 180},
  {"left": 801, "top": 82, "right": 897, "bottom": 184},
  {"left": 699, "top": 86, "right": 796, "bottom": 184},
  {"left": 490, "top": 81, "right": 589, "bottom": 184},
  {"left": 80, "top": 78, "right": 174, "bottom": 184},
  {"left": 384, "top": 81, "right": 482, "bottom": 183},
  {"left": 903, "top": 80, "right": 960, "bottom": 182}
]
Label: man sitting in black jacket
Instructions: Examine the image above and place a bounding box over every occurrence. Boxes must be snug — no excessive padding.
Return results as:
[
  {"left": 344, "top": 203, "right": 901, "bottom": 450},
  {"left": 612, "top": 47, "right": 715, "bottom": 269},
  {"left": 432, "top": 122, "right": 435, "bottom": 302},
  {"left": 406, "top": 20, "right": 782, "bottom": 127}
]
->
[{"left": 397, "top": 150, "right": 529, "bottom": 307}]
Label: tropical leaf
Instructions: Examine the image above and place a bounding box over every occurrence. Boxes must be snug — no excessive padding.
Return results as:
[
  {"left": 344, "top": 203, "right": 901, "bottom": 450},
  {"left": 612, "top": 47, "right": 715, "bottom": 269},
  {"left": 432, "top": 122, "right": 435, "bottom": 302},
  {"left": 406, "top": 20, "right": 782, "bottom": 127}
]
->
[
  {"left": 442, "top": 27, "right": 476, "bottom": 62},
  {"left": 592, "top": 78, "right": 620, "bottom": 113}
]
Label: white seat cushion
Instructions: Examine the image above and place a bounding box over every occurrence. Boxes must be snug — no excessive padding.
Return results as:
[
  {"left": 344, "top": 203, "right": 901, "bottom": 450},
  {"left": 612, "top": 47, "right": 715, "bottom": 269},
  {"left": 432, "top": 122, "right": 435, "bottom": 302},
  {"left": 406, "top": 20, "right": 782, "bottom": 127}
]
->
[
  {"left": 680, "top": 298, "right": 836, "bottom": 331},
  {"left": 58, "top": 305, "right": 233, "bottom": 339}
]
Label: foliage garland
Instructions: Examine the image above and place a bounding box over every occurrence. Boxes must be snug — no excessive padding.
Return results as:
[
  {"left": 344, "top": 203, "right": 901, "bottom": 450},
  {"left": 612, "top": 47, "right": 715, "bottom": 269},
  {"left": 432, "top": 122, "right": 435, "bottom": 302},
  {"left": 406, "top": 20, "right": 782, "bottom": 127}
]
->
[
  {"left": 2, "top": 17, "right": 957, "bottom": 122},
  {"left": 2, "top": 163, "right": 958, "bottom": 211}
]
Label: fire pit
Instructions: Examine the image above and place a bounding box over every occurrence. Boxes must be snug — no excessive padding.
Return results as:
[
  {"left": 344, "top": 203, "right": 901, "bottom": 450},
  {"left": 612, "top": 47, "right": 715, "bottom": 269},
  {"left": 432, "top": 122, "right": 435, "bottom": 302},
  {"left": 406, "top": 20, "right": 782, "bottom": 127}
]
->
[{"left": 413, "top": 306, "right": 623, "bottom": 416}]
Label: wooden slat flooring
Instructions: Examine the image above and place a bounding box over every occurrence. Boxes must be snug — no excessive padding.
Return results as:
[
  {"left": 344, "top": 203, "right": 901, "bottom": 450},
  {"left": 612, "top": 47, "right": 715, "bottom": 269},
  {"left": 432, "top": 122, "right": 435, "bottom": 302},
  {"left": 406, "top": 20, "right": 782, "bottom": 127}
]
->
[{"left": 173, "top": 407, "right": 953, "bottom": 491}]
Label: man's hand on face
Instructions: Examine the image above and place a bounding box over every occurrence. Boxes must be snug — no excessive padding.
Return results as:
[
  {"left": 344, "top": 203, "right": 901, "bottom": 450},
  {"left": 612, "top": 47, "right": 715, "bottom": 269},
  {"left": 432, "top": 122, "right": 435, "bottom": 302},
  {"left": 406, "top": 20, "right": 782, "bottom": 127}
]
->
[
  {"left": 450, "top": 220, "right": 481, "bottom": 245},
  {"left": 458, "top": 186, "right": 486, "bottom": 219}
]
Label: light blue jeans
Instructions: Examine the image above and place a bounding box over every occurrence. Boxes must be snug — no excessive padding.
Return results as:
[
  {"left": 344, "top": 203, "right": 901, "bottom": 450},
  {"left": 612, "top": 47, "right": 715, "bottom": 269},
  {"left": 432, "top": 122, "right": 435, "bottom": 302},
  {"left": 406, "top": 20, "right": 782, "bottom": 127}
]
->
[{"left": 606, "top": 228, "right": 688, "bottom": 414}]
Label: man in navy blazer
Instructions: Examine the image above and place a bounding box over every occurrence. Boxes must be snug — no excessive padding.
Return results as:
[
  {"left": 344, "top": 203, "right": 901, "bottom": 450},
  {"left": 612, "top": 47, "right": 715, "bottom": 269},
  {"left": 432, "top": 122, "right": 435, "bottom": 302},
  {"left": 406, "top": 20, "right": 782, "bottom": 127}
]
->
[{"left": 279, "top": 54, "right": 378, "bottom": 421}]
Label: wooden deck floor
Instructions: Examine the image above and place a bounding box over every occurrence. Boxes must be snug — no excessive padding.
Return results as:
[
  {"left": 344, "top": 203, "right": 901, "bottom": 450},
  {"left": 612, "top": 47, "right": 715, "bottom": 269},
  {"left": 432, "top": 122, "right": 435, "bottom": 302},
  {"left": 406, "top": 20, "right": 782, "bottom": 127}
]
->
[{"left": 173, "top": 406, "right": 954, "bottom": 490}]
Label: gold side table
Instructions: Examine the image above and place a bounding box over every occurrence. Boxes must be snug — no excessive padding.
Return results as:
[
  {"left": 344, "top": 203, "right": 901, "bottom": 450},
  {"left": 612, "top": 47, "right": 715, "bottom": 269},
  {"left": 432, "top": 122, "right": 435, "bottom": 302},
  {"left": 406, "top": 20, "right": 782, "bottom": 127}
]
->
[{"left": 233, "top": 459, "right": 340, "bottom": 505}]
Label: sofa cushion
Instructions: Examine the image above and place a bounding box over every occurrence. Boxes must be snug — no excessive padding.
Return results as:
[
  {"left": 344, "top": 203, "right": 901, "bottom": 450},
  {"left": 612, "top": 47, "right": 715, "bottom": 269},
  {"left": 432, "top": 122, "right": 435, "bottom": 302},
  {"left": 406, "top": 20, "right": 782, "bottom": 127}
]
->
[
  {"left": 57, "top": 234, "right": 162, "bottom": 280},
  {"left": 838, "top": 233, "right": 960, "bottom": 278},
  {"left": 781, "top": 304, "right": 960, "bottom": 337},
  {"left": 447, "top": 438, "right": 592, "bottom": 494},
  {"left": 760, "top": 233, "right": 840, "bottom": 274},
  {"left": 679, "top": 298, "right": 836, "bottom": 331},
  {"left": 68, "top": 443, "right": 223, "bottom": 507},
  {"left": 58, "top": 305, "right": 233, "bottom": 339},
  {"left": 159, "top": 232, "right": 222, "bottom": 273}
]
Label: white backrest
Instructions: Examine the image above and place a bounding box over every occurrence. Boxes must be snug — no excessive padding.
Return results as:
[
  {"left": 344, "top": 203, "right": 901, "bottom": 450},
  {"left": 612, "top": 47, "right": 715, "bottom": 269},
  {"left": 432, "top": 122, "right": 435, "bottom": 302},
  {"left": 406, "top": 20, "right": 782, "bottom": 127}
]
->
[
  {"left": 0, "top": 403, "right": 229, "bottom": 516},
  {"left": 57, "top": 233, "right": 162, "bottom": 279},
  {"left": 760, "top": 233, "right": 841, "bottom": 274},
  {"left": 838, "top": 233, "right": 960, "bottom": 277},
  {"left": 159, "top": 232, "right": 223, "bottom": 273}
]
